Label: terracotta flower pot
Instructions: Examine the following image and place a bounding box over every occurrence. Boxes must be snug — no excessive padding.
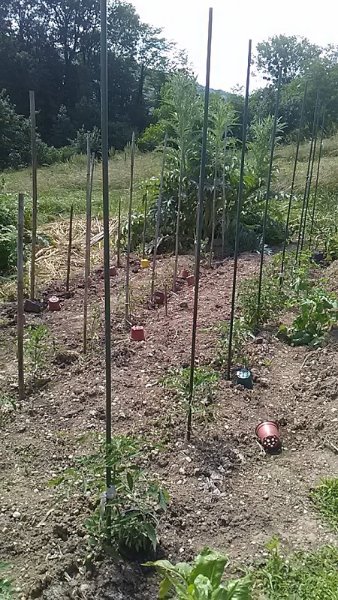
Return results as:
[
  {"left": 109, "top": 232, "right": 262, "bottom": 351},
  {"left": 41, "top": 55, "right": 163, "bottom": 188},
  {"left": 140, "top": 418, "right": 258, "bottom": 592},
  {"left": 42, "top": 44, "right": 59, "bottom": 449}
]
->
[
  {"left": 180, "top": 269, "right": 189, "bottom": 279},
  {"left": 141, "top": 258, "right": 149, "bottom": 269},
  {"left": 187, "top": 275, "right": 195, "bottom": 286},
  {"left": 131, "top": 326, "right": 145, "bottom": 342},
  {"left": 154, "top": 291, "right": 165, "bottom": 305},
  {"left": 48, "top": 296, "right": 61, "bottom": 311},
  {"left": 236, "top": 368, "right": 253, "bottom": 389},
  {"left": 255, "top": 421, "right": 281, "bottom": 452},
  {"left": 109, "top": 266, "right": 117, "bottom": 276}
]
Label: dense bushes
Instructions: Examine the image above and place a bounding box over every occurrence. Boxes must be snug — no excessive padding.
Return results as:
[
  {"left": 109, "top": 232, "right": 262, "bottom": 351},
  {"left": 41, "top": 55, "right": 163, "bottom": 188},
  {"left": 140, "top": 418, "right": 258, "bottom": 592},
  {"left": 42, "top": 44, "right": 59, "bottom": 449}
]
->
[{"left": 0, "top": 193, "right": 31, "bottom": 275}]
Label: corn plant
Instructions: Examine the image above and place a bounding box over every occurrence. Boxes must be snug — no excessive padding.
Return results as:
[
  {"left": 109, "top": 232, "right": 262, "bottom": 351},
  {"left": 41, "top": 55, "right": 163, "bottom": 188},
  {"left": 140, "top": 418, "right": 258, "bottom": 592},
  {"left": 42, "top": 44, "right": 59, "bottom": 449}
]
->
[
  {"left": 50, "top": 435, "right": 169, "bottom": 557},
  {"left": 146, "top": 547, "right": 251, "bottom": 599}
]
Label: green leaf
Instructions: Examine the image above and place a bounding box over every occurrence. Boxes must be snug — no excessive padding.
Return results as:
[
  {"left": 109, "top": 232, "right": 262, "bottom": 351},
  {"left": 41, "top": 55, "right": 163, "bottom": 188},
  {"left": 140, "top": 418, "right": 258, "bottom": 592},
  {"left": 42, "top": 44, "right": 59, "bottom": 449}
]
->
[
  {"left": 126, "top": 472, "right": 134, "bottom": 491},
  {"left": 193, "top": 574, "right": 213, "bottom": 599},
  {"left": 159, "top": 576, "right": 172, "bottom": 599},
  {"left": 190, "top": 547, "right": 228, "bottom": 587},
  {"left": 218, "top": 577, "right": 251, "bottom": 600},
  {"left": 143, "top": 522, "right": 158, "bottom": 552}
]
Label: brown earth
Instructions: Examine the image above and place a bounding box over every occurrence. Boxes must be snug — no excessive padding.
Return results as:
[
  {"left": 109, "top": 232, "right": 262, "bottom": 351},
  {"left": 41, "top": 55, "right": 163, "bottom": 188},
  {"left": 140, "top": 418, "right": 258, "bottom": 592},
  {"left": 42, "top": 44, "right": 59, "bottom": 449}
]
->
[{"left": 1, "top": 253, "right": 338, "bottom": 599}]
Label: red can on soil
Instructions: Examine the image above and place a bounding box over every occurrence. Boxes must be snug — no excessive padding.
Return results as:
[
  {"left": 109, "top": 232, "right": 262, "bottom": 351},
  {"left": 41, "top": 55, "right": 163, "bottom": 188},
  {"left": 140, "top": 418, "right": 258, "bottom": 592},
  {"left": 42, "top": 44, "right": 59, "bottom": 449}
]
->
[
  {"left": 187, "top": 275, "right": 195, "bottom": 287},
  {"left": 109, "top": 266, "right": 117, "bottom": 277},
  {"left": 180, "top": 269, "right": 189, "bottom": 279},
  {"left": 255, "top": 421, "right": 281, "bottom": 452},
  {"left": 131, "top": 326, "right": 145, "bottom": 342},
  {"left": 154, "top": 291, "right": 165, "bottom": 305},
  {"left": 48, "top": 296, "right": 61, "bottom": 311}
]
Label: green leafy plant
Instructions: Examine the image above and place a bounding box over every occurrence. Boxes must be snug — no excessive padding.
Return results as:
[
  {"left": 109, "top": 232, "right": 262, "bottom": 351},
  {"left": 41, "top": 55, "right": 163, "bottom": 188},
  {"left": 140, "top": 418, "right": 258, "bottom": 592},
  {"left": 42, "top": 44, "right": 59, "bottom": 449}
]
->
[
  {"left": 24, "top": 324, "right": 50, "bottom": 379},
  {"left": 279, "top": 288, "right": 338, "bottom": 347},
  {"left": 239, "top": 274, "right": 285, "bottom": 331},
  {"left": 0, "top": 395, "right": 16, "bottom": 427},
  {"left": 0, "top": 563, "right": 13, "bottom": 599},
  {"left": 146, "top": 546, "right": 251, "bottom": 599},
  {"left": 253, "top": 538, "right": 338, "bottom": 599},
  {"left": 310, "top": 478, "right": 338, "bottom": 531},
  {"left": 162, "top": 366, "right": 219, "bottom": 421},
  {"left": 50, "top": 436, "right": 168, "bottom": 557},
  {"left": 215, "top": 318, "right": 254, "bottom": 368}
]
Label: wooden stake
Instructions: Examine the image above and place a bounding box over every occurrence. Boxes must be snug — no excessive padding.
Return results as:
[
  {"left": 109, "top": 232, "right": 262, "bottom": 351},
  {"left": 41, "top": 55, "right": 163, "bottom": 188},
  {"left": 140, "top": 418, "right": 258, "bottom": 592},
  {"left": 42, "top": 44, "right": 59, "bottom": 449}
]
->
[
  {"left": 208, "top": 162, "right": 217, "bottom": 267},
  {"left": 117, "top": 196, "right": 122, "bottom": 268},
  {"left": 29, "top": 91, "right": 38, "bottom": 300},
  {"left": 17, "top": 193, "right": 25, "bottom": 402},
  {"left": 151, "top": 134, "right": 168, "bottom": 299},
  {"left": 125, "top": 132, "right": 136, "bottom": 327},
  {"left": 173, "top": 146, "right": 184, "bottom": 291},
  {"left": 66, "top": 204, "right": 74, "bottom": 291},
  {"left": 164, "top": 284, "right": 168, "bottom": 316},
  {"left": 83, "top": 135, "right": 93, "bottom": 354},
  {"left": 187, "top": 8, "right": 213, "bottom": 441},
  {"left": 142, "top": 190, "right": 148, "bottom": 259}
]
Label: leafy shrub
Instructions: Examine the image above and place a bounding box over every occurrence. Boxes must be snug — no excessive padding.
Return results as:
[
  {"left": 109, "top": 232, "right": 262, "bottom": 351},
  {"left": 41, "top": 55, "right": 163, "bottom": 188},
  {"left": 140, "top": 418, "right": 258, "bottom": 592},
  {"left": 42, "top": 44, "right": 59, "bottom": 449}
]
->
[
  {"left": 0, "top": 193, "right": 31, "bottom": 275},
  {"left": 72, "top": 126, "right": 101, "bottom": 155},
  {"left": 146, "top": 546, "right": 251, "bottom": 599},
  {"left": 279, "top": 288, "right": 338, "bottom": 347},
  {"left": 51, "top": 436, "right": 168, "bottom": 556},
  {"left": 24, "top": 324, "right": 51, "bottom": 380},
  {"left": 138, "top": 122, "right": 166, "bottom": 152},
  {"left": 0, "top": 91, "right": 31, "bottom": 169},
  {"left": 36, "top": 141, "right": 75, "bottom": 166},
  {"left": 215, "top": 318, "right": 254, "bottom": 368},
  {"left": 162, "top": 366, "right": 218, "bottom": 421},
  {"left": 239, "top": 274, "right": 286, "bottom": 331}
]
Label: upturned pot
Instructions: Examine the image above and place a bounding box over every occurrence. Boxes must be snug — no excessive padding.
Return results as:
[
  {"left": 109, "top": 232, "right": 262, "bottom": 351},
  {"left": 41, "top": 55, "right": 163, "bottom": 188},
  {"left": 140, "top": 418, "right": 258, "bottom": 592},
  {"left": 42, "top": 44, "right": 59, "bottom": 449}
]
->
[
  {"left": 154, "top": 291, "right": 165, "bottom": 305},
  {"left": 109, "top": 266, "right": 117, "bottom": 276},
  {"left": 255, "top": 421, "right": 281, "bottom": 452},
  {"left": 236, "top": 368, "right": 253, "bottom": 389},
  {"left": 180, "top": 269, "right": 189, "bottom": 279},
  {"left": 48, "top": 296, "right": 61, "bottom": 311},
  {"left": 131, "top": 325, "right": 145, "bottom": 342},
  {"left": 141, "top": 258, "right": 150, "bottom": 269},
  {"left": 187, "top": 275, "right": 195, "bottom": 286}
]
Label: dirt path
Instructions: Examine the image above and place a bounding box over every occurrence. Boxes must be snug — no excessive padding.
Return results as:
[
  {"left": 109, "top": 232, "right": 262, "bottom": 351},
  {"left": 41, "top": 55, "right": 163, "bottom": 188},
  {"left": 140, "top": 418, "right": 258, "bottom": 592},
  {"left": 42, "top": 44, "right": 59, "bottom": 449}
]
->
[{"left": 1, "top": 254, "right": 337, "bottom": 599}]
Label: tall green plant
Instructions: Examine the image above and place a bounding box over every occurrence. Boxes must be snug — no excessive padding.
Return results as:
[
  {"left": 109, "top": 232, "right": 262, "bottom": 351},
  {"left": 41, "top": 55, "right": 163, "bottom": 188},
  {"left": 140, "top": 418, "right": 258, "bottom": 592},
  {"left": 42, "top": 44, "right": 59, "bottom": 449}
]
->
[
  {"left": 160, "top": 73, "right": 202, "bottom": 287},
  {"left": 248, "top": 116, "right": 285, "bottom": 184}
]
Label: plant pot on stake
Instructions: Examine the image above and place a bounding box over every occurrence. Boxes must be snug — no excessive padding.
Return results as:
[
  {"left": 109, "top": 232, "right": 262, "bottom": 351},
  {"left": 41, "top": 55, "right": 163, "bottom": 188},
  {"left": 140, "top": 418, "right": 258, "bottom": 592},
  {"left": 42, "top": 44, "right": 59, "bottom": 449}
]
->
[
  {"left": 236, "top": 367, "right": 253, "bottom": 389},
  {"left": 131, "top": 326, "right": 145, "bottom": 342},
  {"left": 154, "top": 291, "right": 165, "bottom": 306},
  {"left": 141, "top": 258, "right": 149, "bottom": 269},
  {"left": 48, "top": 296, "right": 61, "bottom": 311},
  {"left": 256, "top": 420, "right": 281, "bottom": 452}
]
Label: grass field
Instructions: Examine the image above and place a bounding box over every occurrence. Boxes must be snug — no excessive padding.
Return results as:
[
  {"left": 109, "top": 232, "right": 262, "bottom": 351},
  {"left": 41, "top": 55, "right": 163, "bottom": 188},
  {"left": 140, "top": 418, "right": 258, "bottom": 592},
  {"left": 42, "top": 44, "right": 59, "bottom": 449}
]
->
[{"left": 1, "top": 150, "right": 162, "bottom": 224}]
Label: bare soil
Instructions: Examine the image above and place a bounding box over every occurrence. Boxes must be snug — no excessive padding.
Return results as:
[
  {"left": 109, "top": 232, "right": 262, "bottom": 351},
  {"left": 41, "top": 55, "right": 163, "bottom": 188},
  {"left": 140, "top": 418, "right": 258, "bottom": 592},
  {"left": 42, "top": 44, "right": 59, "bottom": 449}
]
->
[{"left": 1, "top": 253, "right": 338, "bottom": 599}]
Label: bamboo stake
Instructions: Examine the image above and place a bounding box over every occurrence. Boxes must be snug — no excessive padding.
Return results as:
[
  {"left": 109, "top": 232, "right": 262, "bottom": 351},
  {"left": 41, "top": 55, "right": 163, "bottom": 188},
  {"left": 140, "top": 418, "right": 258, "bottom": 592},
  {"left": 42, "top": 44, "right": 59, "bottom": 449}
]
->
[
  {"left": 187, "top": 7, "right": 213, "bottom": 441},
  {"left": 280, "top": 83, "right": 307, "bottom": 286},
  {"left": 100, "top": 0, "right": 112, "bottom": 497},
  {"left": 226, "top": 40, "right": 252, "bottom": 380},
  {"left": 17, "top": 193, "right": 25, "bottom": 402},
  {"left": 29, "top": 91, "right": 38, "bottom": 300},
  {"left": 309, "top": 113, "right": 325, "bottom": 247},
  {"left": 151, "top": 134, "right": 168, "bottom": 299},
  {"left": 117, "top": 196, "right": 122, "bottom": 268},
  {"left": 173, "top": 146, "right": 185, "bottom": 290},
  {"left": 83, "top": 135, "right": 93, "bottom": 354},
  {"left": 164, "top": 284, "right": 168, "bottom": 316},
  {"left": 221, "top": 129, "right": 228, "bottom": 258},
  {"left": 295, "top": 93, "right": 319, "bottom": 263},
  {"left": 300, "top": 107, "right": 321, "bottom": 252},
  {"left": 125, "top": 132, "right": 136, "bottom": 327},
  {"left": 208, "top": 161, "right": 217, "bottom": 267},
  {"left": 256, "top": 67, "right": 282, "bottom": 327},
  {"left": 66, "top": 204, "right": 74, "bottom": 291},
  {"left": 142, "top": 190, "right": 148, "bottom": 259}
]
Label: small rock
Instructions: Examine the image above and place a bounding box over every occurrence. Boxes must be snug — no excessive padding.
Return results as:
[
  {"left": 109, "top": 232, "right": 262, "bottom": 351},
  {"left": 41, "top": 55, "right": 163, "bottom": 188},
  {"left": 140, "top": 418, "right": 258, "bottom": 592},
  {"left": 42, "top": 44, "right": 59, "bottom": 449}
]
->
[
  {"left": 260, "top": 378, "right": 269, "bottom": 388},
  {"left": 24, "top": 299, "right": 43, "bottom": 313},
  {"left": 13, "top": 511, "right": 21, "bottom": 519},
  {"left": 254, "top": 337, "right": 264, "bottom": 344},
  {"left": 179, "top": 301, "right": 189, "bottom": 309}
]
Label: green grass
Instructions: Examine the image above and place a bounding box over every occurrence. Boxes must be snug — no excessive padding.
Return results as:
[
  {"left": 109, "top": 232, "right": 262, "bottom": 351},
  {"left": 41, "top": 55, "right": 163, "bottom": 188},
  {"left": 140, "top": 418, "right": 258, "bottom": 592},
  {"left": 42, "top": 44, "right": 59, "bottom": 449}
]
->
[
  {"left": 1, "top": 150, "right": 161, "bottom": 224},
  {"left": 253, "top": 539, "right": 338, "bottom": 599},
  {"left": 310, "top": 478, "right": 338, "bottom": 532},
  {"left": 0, "top": 564, "right": 13, "bottom": 599}
]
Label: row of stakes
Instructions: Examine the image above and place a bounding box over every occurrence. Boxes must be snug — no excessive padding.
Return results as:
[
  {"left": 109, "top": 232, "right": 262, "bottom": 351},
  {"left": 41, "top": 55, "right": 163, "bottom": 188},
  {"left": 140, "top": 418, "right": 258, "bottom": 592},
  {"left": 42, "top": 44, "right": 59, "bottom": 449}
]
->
[{"left": 34, "top": 264, "right": 281, "bottom": 453}]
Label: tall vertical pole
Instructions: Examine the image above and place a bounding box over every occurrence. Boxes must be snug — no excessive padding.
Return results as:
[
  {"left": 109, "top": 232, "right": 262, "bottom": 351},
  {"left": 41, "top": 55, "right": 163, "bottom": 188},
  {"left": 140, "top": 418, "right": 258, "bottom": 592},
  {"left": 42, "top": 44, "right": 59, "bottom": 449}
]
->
[
  {"left": 17, "top": 193, "right": 25, "bottom": 402},
  {"left": 208, "top": 161, "right": 218, "bottom": 267},
  {"left": 66, "top": 204, "right": 74, "bottom": 291},
  {"left": 142, "top": 191, "right": 148, "bottom": 260},
  {"left": 151, "top": 134, "right": 168, "bottom": 299},
  {"left": 29, "top": 91, "right": 38, "bottom": 300},
  {"left": 309, "top": 113, "right": 325, "bottom": 247},
  {"left": 221, "top": 129, "right": 228, "bottom": 258},
  {"left": 125, "top": 132, "right": 135, "bottom": 327},
  {"left": 256, "top": 68, "right": 282, "bottom": 326},
  {"left": 226, "top": 40, "right": 252, "bottom": 380},
  {"left": 117, "top": 196, "right": 122, "bottom": 268},
  {"left": 100, "top": 0, "right": 112, "bottom": 490},
  {"left": 300, "top": 107, "right": 320, "bottom": 252},
  {"left": 187, "top": 8, "right": 213, "bottom": 441},
  {"left": 83, "top": 136, "right": 93, "bottom": 354},
  {"left": 295, "top": 93, "right": 319, "bottom": 263},
  {"left": 173, "top": 147, "right": 185, "bottom": 290},
  {"left": 280, "top": 83, "right": 307, "bottom": 285}
]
